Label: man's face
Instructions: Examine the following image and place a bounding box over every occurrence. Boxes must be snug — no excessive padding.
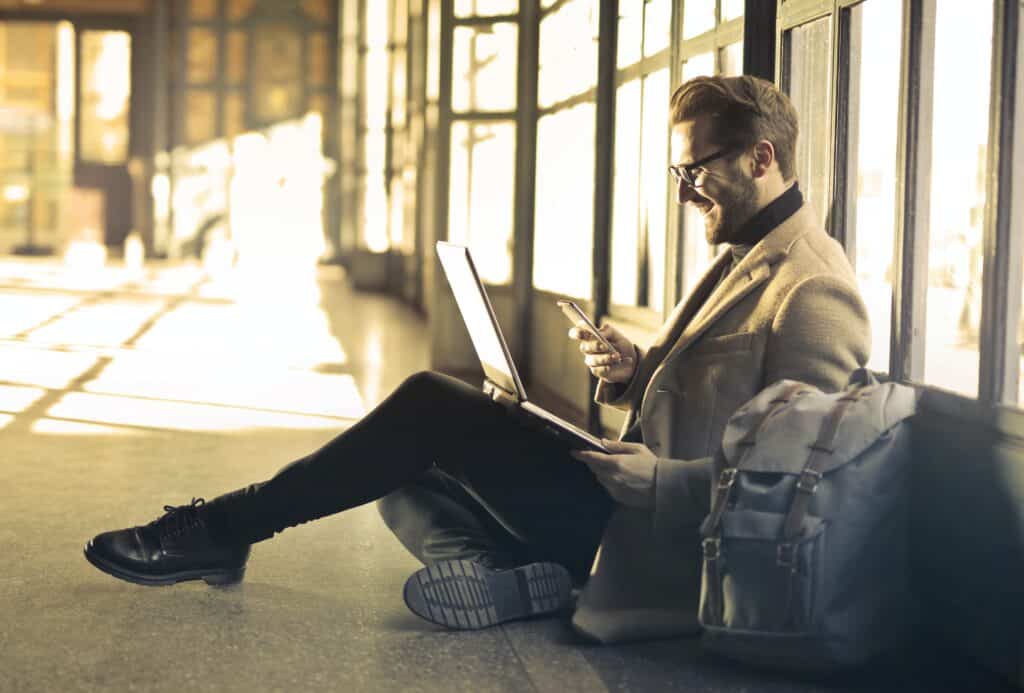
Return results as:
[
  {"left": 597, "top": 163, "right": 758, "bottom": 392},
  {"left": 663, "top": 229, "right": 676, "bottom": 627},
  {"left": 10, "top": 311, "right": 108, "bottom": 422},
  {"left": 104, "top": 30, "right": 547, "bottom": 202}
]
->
[{"left": 670, "top": 116, "right": 759, "bottom": 245}]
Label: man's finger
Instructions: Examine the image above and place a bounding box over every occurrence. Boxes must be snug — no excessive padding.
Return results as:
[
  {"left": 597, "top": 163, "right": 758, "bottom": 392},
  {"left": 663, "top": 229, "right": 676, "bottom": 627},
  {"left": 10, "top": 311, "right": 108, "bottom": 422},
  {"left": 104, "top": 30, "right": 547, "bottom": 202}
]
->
[{"left": 601, "top": 439, "right": 644, "bottom": 453}]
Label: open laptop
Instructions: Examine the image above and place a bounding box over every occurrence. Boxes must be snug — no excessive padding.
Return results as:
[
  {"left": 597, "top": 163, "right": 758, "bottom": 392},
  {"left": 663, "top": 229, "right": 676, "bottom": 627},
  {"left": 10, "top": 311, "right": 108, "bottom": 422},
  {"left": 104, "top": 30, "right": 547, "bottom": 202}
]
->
[{"left": 436, "top": 241, "right": 610, "bottom": 453}]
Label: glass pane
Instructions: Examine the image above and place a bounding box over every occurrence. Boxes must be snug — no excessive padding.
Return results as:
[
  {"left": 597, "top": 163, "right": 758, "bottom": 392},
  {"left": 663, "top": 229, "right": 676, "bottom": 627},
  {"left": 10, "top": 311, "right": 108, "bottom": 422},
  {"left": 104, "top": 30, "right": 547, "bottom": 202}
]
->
[
  {"left": 682, "top": 51, "right": 714, "bottom": 80},
  {"left": 226, "top": 30, "right": 247, "bottom": 85},
  {"left": 448, "top": 121, "right": 516, "bottom": 284},
  {"left": 341, "top": 41, "right": 358, "bottom": 98},
  {"left": 189, "top": 0, "right": 217, "bottom": 21},
  {"left": 227, "top": 0, "right": 255, "bottom": 22},
  {"left": 641, "top": 67, "right": 670, "bottom": 313},
  {"left": 617, "top": 0, "right": 642, "bottom": 69},
  {"left": 683, "top": 0, "right": 715, "bottom": 39},
  {"left": 309, "top": 32, "right": 329, "bottom": 87},
  {"left": 538, "top": 0, "right": 599, "bottom": 108},
  {"left": 392, "top": 45, "right": 407, "bottom": 126},
  {"left": 847, "top": 0, "right": 902, "bottom": 374},
  {"left": 533, "top": 102, "right": 596, "bottom": 297},
  {"left": 923, "top": 0, "right": 993, "bottom": 396},
  {"left": 187, "top": 28, "right": 218, "bottom": 84},
  {"left": 185, "top": 89, "right": 216, "bottom": 145},
  {"left": 454, "top": 0, "right": 517, "bottom": 16},
  {"left": 610, "top": 79, "right": 642, "bottom": 306},
  {"left": 253, "top": 24, "right": 303, "bottom": 122},
  {"left": 785, "top": 17, "right": 832, "bottom": 230},
  {"left": 80, "top": 31, "right": 131, "bottom": 163},
  {"left": 643, "top": 0, "right": 671, "bottom": 57},
  {"left": 721, "top": 0, "right": 745, "bottom": 22},
  {"left": 680, "top": 53, "right": 718, "bottom": 295},
  {"left": 452, "top": 23, "right": 518, "bottom": 112},
  {"left": 720, "top": 41, "right": 743, "bottom": 77}
]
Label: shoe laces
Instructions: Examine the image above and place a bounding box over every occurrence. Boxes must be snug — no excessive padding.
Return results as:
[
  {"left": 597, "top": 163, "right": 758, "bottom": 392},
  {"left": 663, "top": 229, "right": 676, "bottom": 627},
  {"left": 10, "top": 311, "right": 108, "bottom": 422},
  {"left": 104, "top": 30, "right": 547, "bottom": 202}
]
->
[{"left": 151, "top": 497, "right": 207, "bottom": 538}]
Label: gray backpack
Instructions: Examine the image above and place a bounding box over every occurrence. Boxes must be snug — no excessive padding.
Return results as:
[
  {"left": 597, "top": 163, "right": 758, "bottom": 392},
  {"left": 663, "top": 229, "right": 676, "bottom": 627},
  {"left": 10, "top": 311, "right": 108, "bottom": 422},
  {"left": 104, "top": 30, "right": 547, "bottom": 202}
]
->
[{"left": 698, "top": 369, "right": 918, "bottom": 671}]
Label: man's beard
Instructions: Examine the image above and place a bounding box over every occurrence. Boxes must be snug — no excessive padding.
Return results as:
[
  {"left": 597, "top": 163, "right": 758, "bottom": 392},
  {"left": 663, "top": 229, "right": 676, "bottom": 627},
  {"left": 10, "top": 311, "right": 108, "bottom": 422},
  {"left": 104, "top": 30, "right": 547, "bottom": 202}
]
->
[{"left": 704, "top": 174, "right": 759, "bottom": 245}]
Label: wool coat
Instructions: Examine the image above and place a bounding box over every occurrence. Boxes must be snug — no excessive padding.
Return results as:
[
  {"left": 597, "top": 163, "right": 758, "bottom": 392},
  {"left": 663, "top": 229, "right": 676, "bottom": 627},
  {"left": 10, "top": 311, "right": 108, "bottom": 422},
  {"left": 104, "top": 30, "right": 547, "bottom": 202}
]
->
[{"left": 572, "top": 202, "right": 871, "bottom": 642}]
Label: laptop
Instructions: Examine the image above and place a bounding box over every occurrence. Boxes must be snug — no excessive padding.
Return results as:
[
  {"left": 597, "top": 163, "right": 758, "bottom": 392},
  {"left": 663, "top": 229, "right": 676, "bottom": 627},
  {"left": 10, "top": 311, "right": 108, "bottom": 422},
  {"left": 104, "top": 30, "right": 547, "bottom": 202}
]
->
[{"left": 436, "top": 241, "right": 610, "bottom": 453}]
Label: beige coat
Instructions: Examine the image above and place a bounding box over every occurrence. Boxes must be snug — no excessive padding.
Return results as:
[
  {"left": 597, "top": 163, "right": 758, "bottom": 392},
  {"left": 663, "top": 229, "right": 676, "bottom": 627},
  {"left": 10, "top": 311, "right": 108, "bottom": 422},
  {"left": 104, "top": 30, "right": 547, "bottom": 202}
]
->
[{"left": 573, "top": 203, "right": 871, "bottom": 642}]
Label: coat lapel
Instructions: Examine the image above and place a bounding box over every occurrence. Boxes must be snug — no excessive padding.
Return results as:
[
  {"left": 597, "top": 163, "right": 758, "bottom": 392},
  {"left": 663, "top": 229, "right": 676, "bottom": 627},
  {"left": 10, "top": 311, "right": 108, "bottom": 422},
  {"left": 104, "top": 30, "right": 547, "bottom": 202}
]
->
[{"left": 660, "top": 204, "right": 817, "bottom": 363}]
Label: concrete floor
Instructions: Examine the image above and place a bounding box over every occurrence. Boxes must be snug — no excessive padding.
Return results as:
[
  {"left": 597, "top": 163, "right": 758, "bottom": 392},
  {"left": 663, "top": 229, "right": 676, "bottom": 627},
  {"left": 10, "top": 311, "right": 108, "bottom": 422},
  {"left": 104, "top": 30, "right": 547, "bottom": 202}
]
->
[{"left": 0, "top": 257, "right": 1013, "bottom": 693}]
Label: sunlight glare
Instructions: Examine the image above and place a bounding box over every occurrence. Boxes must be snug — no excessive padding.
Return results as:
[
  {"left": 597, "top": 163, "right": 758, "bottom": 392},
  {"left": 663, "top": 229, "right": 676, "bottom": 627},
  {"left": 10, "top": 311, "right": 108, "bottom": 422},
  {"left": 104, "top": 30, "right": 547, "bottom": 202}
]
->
[
  {"left": 31, "top": 418, "right": 144, "bottom": 436},
  {"left": 0, "top": 346, "right": 96, "bottom": 389},
  {"left": 47, "top": 392, "right": 356, "bottom": 433}
]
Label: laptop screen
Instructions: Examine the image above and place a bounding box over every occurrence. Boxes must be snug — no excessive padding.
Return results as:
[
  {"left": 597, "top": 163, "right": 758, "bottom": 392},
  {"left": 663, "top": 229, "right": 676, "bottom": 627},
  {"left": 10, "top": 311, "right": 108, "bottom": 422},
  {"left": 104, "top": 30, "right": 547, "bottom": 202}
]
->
[{"left": 436, "top": 242, "right": 524, "bottom": 399}]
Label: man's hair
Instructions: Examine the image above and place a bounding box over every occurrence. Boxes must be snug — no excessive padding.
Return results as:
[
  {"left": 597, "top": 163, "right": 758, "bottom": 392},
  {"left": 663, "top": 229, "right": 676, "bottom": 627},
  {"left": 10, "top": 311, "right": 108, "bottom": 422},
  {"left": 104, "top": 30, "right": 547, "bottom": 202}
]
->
[{"left": 669, "top": 75, "right": 799, "bottom": 180}]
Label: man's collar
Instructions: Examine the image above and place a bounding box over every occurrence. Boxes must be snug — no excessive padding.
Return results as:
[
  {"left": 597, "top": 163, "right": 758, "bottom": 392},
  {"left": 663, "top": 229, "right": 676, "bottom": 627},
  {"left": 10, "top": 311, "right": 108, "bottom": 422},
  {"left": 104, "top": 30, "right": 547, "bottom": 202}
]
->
[{"left": 729, "top": 181, "right": 803, "bottom": 248}]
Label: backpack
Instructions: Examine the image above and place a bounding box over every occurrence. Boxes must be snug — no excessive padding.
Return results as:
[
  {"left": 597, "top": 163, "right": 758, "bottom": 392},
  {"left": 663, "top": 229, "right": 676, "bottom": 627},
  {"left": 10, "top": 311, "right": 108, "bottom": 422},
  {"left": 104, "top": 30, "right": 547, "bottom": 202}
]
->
[{"left": 697, "top": 368, "right": 918, "bottom": 672}]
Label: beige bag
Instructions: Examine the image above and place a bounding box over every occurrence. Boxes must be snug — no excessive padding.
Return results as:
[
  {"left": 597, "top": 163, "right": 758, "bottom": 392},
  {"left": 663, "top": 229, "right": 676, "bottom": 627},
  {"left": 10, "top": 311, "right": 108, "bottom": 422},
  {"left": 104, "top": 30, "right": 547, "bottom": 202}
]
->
[{"left": 571, "top": 506, "right": 703, "bottom": 643}]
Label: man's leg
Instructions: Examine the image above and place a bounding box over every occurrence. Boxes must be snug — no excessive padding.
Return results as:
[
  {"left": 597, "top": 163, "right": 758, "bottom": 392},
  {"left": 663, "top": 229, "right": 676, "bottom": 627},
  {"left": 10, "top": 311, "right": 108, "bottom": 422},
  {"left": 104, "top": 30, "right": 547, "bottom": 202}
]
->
[{"left": 85, "top": 370, "right": 610, "bottom": 591}]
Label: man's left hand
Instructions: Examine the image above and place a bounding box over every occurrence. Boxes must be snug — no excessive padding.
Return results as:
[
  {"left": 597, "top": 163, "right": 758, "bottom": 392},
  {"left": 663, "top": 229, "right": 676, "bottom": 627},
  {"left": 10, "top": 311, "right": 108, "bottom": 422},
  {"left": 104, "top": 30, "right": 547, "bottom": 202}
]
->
[{"left": 571, "top": 440, "right": 658, "bottom": 508}]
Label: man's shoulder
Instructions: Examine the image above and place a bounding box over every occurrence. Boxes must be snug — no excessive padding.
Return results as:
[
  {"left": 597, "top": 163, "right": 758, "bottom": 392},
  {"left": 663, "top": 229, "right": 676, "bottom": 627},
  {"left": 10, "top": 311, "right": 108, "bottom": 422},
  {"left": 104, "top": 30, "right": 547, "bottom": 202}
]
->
[{"left": 775, "top": 222, "right": 856, "bottom": 285}]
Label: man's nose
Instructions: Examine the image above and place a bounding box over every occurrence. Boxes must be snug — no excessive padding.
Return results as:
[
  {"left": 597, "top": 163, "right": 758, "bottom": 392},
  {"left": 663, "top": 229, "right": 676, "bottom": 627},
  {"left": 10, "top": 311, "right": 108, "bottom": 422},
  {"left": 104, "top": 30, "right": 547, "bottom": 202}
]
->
[{"left": 675, "top": 179, "right": 698, "bottom": 206}]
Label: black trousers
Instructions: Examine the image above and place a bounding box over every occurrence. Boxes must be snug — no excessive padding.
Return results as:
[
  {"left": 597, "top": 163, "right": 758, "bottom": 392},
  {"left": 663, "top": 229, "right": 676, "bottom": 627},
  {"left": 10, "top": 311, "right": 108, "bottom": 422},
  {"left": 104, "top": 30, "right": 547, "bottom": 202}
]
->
[{"left": 206, "top": 371, "right": 614, "bottom": 584}]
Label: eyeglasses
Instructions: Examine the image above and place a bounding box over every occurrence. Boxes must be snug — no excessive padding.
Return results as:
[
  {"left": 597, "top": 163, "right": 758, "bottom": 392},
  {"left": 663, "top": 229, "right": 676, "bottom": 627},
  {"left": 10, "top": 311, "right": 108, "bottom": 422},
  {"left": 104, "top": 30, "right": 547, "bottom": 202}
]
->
[{"left": 668, "top": 148, "right": 735, "bottom": 188}]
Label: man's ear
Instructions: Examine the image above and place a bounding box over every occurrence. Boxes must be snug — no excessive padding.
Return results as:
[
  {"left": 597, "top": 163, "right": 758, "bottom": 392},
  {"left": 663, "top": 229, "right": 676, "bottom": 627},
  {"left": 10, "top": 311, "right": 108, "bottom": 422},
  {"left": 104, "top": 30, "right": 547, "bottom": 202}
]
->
[{"left": 751, "top": 140, "right": 775, "bottom": 178}]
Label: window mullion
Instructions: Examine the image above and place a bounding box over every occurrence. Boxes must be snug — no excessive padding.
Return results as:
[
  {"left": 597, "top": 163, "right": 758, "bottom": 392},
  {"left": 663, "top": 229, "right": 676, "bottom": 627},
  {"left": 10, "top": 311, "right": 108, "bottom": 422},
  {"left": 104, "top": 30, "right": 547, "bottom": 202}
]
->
[{"left": 978, "top": 0, "right": 1023, "bottom": 404}]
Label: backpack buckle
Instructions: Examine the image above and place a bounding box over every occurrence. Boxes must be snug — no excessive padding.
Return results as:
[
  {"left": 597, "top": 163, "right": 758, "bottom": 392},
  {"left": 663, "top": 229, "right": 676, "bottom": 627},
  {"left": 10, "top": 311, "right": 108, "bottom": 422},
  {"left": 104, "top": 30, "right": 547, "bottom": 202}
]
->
[
  {"left": 776, "top": 542, "right": 798, "bottom": 571},
  {"left": 796, "top": 468, "right": 822, "bottom": 493},
  {"left": 702, "top": 537, "right": 721, "bottom": 561},
  {"left": 717, "top": 468, "right": 738, "bottom": 490}
]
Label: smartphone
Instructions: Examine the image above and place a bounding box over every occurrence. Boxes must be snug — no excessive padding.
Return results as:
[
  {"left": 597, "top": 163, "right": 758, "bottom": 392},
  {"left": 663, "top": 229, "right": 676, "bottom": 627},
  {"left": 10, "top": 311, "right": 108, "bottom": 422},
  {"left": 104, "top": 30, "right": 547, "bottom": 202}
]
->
[{"left": 556, "top": 299, "right": 619, "bottom": 355}]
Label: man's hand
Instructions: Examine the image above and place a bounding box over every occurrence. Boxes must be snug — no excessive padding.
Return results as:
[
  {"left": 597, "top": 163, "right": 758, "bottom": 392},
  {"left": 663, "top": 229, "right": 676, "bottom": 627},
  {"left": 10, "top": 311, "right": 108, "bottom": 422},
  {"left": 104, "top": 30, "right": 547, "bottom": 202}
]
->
[
  {"left": 571, "top": 440, "right": 657, "bottom": 508},
  {"left": 568, "top": 323, "right": 637, "bottom": 384}
]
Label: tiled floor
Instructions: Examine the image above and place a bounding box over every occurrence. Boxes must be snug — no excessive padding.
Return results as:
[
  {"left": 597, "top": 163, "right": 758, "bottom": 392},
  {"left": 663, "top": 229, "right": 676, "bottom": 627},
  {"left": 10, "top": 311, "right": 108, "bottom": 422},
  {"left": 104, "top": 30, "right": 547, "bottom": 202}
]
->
[{"left": 0, "top": 257, "right": 1013, "bottom": 693}]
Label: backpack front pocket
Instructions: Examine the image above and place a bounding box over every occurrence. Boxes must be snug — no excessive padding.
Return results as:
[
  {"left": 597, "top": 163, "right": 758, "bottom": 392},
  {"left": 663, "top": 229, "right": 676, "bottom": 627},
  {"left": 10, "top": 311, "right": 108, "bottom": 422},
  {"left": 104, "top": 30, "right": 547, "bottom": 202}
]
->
[{"left": 700, "top": 510, "right": 826, "bottom": 634}]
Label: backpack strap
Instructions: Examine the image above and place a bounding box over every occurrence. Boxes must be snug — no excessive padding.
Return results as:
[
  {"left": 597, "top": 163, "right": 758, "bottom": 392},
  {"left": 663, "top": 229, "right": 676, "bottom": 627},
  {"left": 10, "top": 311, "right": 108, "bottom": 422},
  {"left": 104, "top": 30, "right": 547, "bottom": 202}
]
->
[
  {"left": 701, "top": 381, "right": 809, "bottom": 627},
  {"left": 775, "top": 388, "right": 870, "bottom": 629}
]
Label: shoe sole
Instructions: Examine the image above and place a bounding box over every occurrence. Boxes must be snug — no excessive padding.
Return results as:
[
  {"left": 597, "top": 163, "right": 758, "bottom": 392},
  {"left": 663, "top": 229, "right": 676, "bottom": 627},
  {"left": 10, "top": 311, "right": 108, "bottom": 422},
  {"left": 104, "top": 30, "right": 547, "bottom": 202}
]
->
[
  {"left": 403, "top": 560, "right": 572, "bottom": 630},
  {"left": 84, "top": 543, "right": 244, "bottom": 587}
]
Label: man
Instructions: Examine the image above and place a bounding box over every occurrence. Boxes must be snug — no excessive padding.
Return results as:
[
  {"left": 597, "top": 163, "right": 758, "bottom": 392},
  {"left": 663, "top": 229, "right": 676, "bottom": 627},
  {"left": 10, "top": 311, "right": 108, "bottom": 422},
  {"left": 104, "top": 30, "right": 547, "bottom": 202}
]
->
[{"left": 84, "top": 75, "right": 868, "bottom": 634}]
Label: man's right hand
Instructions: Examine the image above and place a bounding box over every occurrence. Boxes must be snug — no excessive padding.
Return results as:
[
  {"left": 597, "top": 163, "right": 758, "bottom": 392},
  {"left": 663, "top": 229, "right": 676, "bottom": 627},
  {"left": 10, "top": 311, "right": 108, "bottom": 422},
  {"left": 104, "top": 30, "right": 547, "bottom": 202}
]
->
[{"left": 568, "top": 323, "right": 637, "bottom": 384}]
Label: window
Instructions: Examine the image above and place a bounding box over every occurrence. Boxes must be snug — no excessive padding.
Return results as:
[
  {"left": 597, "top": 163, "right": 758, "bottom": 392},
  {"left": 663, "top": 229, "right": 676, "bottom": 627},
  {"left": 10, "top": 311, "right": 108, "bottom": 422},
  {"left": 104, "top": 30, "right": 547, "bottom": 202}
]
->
[
  {"left": 533, "top": 0, "right": 600, "bottom": 297},
  {"left": 921, "top": 0, "right": 994, "bottom": 397},
  {"left": 609, "top": 0, "right": 671, "bottom": 314},
  {"left": 844, "top": 0, "right": 903, "bottom": 374},
  {"left": 449, "top": 11, "right": 519, "bottom": 283},
  {"left": 784, "top": 16, "right": 832, "bottom": 232}
]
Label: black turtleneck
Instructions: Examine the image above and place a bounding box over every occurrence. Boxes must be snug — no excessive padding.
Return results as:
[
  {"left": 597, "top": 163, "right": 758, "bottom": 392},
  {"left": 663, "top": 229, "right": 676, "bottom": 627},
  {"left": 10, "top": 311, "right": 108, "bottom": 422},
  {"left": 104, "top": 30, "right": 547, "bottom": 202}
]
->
[{"left": 730, "top": 181, "right": 803, "bottom": 247}]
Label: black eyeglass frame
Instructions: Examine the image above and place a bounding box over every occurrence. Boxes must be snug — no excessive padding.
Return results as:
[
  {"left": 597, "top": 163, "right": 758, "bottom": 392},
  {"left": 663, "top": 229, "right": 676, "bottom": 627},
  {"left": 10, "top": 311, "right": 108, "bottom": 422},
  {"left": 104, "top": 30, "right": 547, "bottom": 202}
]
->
[{"left": 668, "top": 147, "right": 739, "bottom": 188}]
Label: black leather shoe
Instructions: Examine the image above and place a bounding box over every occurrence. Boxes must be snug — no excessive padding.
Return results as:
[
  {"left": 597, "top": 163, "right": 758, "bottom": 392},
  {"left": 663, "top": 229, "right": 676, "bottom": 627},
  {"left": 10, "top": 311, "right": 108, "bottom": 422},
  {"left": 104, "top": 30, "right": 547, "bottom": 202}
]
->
[
  {"left": 84, "top": 498, "right": 250, "bottom": 586},
  {"left": 403, "top": 560, "right": 572, "bottom": 629}
]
